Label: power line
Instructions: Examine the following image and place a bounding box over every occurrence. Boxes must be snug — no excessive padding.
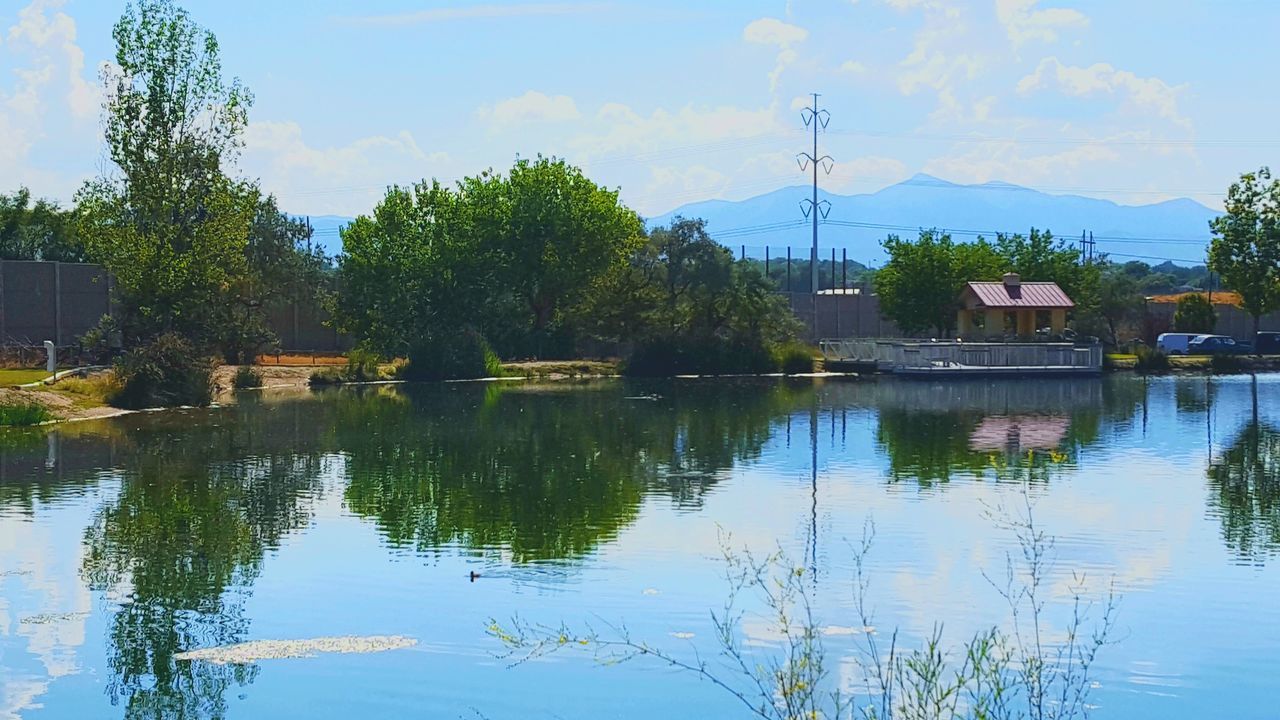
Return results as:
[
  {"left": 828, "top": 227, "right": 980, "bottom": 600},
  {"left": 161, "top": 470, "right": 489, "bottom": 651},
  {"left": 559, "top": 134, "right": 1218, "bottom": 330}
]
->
[{"left": 826, "top": 129, "right": 1280, "bottom": 148}]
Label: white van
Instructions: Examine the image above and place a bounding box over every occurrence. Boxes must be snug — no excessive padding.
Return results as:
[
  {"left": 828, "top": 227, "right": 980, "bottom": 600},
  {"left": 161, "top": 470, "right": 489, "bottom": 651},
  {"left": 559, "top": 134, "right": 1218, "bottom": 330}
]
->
[{"left": 1157, "top": 333, "right": 1200, "bottom": 355}]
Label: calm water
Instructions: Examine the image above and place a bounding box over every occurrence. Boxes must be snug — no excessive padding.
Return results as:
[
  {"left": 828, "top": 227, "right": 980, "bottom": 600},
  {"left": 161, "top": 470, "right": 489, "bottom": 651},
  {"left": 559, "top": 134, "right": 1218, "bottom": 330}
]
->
[{"left": 1, "top": 376, "right": 1278, "bottom": 718}]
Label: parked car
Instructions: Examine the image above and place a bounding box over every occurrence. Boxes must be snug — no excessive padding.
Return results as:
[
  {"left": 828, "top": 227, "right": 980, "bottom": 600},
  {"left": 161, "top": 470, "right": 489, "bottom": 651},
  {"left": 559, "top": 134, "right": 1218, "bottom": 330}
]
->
[
  {"left": 1255, "top": 332, "right": 1280, "bottom": 354},
  {"left": 1156, "top": 333, "right": 1200, "bottom": 355},
  {"left": 1188, "top": 334, "right": 1253, "bottom": 355}
]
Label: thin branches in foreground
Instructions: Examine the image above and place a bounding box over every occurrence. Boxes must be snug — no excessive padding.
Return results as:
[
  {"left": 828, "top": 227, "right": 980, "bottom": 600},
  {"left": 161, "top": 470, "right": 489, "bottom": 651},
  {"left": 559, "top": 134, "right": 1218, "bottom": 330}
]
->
[{"left": 489, "top": 499, "right": 1119, "bottom": 720}]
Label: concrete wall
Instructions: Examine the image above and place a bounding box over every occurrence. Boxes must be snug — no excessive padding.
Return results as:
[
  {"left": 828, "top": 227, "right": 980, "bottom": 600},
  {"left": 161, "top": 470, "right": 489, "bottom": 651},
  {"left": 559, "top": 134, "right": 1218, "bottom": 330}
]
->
[
  {"left": 783, "top": 291, "right": 904, "bottom": 340},
  {"left": 0, "top": 261, "right": 111, "bottom": 346},
  {"left": 1146, "top": 300, "right": 1280, "bottom": 342},
  {"left": 0, "top": 260, "right": 349, "bottom": 352}
]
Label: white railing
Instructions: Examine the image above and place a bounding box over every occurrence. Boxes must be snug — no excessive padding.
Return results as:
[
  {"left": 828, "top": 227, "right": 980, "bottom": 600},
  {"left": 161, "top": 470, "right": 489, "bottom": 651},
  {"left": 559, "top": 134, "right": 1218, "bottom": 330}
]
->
[{"left": 821, "top": 340, "right": 1103, "bottom": 372}]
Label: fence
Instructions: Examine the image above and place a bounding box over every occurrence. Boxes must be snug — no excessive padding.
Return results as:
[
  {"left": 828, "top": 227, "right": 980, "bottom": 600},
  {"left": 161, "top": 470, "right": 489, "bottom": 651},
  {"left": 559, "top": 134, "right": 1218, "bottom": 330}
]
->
[
  {"left": 0, "top": 260, "right": 350, "bottom": 354},
  {"left": 735, "top": 245, "right": 870, "bottom": 294}
]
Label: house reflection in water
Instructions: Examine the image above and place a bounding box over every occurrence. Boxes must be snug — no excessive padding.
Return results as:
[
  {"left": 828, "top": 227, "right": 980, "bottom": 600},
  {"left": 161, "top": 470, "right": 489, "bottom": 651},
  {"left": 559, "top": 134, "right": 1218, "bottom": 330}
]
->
[{"left": 969, "top": 415, "right": 1071, "bottom": 455}]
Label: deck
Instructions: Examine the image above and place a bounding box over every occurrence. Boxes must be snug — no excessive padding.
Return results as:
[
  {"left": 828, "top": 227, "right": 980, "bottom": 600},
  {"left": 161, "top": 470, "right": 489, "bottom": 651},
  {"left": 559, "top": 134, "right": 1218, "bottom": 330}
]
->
[{"left": 819, "top": 339, "right": 1103, "bottom": 377}]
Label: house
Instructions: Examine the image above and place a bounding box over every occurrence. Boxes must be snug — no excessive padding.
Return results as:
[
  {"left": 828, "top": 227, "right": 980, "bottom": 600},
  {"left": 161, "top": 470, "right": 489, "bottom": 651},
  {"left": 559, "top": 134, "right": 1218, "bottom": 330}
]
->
[{"left": 957, "top": 273, "right": 1074, "bottom": 340}]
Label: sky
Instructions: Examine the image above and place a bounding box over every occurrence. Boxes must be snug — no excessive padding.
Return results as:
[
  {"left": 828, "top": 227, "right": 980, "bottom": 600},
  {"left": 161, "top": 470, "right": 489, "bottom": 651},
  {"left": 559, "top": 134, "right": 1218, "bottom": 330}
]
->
[{"left": 1, "top": 0, "right": 1278, "bottom": 220}]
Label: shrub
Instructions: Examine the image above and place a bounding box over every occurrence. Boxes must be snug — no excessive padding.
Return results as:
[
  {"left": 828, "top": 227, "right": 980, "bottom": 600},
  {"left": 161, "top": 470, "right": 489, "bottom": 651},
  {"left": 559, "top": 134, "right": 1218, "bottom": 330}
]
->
[
  {"left": 773, "top": 342, "right": 817, "bottom": 374},
  {"left": 1211, "top": 353, "right": 1244, "bottom": 374},
  {"left": 233, "top": 366, "right": 264, "bottom": 389},
  {"left": 1173, "top": 293, "right": 1217, "bottom": 334},
  {"left": 1134, "top": 345, "right": 1170, "bottom": 373},
  {"left": 625, "top": 338, "right": 787, "bottom": 377},
  {"left": 308, "top": 350, "right": 396, "bottom": 387},
  {"left": 77, "top": 315, "right": 121, "bottom": 364},
  {"left": 308, "top": 367, "right": 345, "bottom": 386},
  {"left": 0, "top": 400, "right": 53, "bottom": 426},
  {"left": 55, "top": 373, "right": 124, "bottom": 405},
  {"left": 404, "top": 330, "right": 503, "bottom": 381},
  {"left": 110, "top": 333, "right": 214, "bottom": 409}
]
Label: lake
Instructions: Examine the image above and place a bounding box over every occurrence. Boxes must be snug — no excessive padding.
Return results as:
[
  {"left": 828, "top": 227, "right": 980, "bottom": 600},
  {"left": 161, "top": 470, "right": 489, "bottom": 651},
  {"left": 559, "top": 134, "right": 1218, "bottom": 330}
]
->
[{"left": 1, "top": 375, "right": 1277, "bottom": 719}]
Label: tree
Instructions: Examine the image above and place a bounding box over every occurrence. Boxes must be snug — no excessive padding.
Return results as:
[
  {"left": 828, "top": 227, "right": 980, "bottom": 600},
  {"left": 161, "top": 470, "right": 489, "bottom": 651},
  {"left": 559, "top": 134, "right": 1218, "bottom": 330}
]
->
[
  {"left": 1209, "top": 168, "right": 1280, "bottom": 334},
  {"left": 76, "top": 0, "right": 257, "bottom": 349},
  {"left": 336, "top": 181, "right": 480, "bottom": 362},
  {"left": 1080, "top": 267, "right": 1144, "bottom": 345},
  {"left": 875, "top": 230, "right": 1003, "bottom": 336},
  {"left": 488, "top": 156, "right": 644, "bottom": 356},
  {"left": 0, "top": 188, "right": 86, "bottom": 262},
  {"left": 1174, "top": 293, "right": 1218, "bottom": 334},
  {"left": 218, "top": 196, "right": 332, "bottom": 362},
  {"left": 996, "top": 228, "right": 1091, "bottom": 301},
  {"left": 579, "top": 218, "right": 801, "bottom": 375}
]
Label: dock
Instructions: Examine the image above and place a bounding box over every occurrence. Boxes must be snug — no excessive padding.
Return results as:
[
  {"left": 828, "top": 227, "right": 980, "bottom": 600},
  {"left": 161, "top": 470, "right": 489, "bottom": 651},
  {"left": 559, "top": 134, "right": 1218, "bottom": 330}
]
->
[{"left": 819, "top": 339, "right": 1103, "bottom": 377}]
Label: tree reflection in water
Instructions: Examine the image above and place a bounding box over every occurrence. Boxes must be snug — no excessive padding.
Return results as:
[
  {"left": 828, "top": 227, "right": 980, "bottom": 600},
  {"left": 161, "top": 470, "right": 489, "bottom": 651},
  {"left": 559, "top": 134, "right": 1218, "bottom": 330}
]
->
[
  {"left": 79, "top": 409, "right": 328, "bottom": 718},
  {"left": 867, "top": 379, "right": 1112, "bottom": 485},
  {"left": 1207, "top": 377, "right": 1280, "bottom": 561},
  {"left": 341, "top": 380, "right": 815, "bottom": 562}
]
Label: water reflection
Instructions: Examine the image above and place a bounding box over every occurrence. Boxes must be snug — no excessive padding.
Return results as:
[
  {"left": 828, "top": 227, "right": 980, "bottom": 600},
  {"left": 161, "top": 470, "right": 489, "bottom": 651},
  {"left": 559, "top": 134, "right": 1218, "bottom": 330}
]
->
[
  {"left": 6, "top": 375, "right": 1280, "bottom": 718},
  {"left": 1207, "top": 378, "right": 1280, "bottom": 561},
  {"left": 341, "top": 380, "right": 815, "bottom": 561},
  {"left": 866, "top": 380, "right": 1109, "bottom": 484},
  {"left": 78, "top": 411, "right": 329, "bottom": 718}
]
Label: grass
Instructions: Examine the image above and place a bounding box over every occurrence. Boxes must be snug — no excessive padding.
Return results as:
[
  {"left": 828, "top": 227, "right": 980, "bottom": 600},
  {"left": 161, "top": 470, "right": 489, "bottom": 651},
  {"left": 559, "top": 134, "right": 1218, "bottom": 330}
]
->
[
  {"left": 501, "top": 360, "right": 619, "bottom": 380},
  {"left": 0, "top": 400, "right": 53, "bottom": 426},
  {"left": 51, "top": 373, "right": 123, "bottom": 409},
  {"left": 772, "top": 341, "right": 819, "bottom": 374},
  {"left": 0, "top": 369, "right": 53, "bottom": 386}
]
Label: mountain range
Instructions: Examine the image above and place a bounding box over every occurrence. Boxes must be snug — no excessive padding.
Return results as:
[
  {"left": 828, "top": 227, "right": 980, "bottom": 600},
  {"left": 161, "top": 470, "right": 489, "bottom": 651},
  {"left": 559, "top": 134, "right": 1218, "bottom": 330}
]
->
[
  {"left": 295, "top": 174, "right": 1221, "bottom": 266},
  {"left": 648, "top": 174, "right": 1219, "bottom": 267}
]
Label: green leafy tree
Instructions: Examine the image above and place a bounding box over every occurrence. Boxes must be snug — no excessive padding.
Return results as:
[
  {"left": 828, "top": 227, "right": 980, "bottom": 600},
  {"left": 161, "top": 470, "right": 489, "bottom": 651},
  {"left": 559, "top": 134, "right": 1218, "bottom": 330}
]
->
[
  {"left": 583, "top": 218, "right": 800, "bottom": 375},
  {"left": 0, "top": 188, "right": 86, "bottom": 262},
  {"left": 1076, "top": 267, "right": 1144, "bottom": 345},
  {"left": 218, "top": 196, "right": 332, "bottom": 362},
  {"left": 996, "top": 229, "right": 1091, "bottom": 301},
  {"left": 336, "top": 180, "right": 492, "bottom": 366},
  {"left": 338, "top": 160, "right": 645, "bottom": 368},
  {"left": 1173, "top": 293, "right": 1218, "bottom": 334},
  {"left": 76, "top": 0, "right": 256, "bottom": 348},
  {"left": 875, "top": 230, "right": 1003, "bottom": 336},
  {"left": 1209, "top": 168, "right": 1280, "bottom": 334},
  {"left": 488, "top": 156, "right": 644, "bottom": 356}
]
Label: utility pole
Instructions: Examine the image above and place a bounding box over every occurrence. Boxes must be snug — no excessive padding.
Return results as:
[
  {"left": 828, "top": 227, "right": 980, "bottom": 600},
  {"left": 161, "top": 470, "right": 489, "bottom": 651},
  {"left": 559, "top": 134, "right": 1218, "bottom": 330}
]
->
[{"left": 798, "top": 93, "right": 832, "bottom": 336}]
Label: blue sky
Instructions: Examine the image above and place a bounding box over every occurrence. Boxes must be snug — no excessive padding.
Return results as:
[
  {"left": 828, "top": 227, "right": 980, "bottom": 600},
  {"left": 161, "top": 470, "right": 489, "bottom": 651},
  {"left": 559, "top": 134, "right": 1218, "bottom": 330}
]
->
[{"left": 2, "top": 0, "right": 1277, "bottom": 218}]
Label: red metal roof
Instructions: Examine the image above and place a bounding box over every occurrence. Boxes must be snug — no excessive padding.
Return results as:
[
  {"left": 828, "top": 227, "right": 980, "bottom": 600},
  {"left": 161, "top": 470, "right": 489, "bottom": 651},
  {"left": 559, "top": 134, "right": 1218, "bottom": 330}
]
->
[{"left": 964, "top": 281, "right": 1074, "bottom": 309}]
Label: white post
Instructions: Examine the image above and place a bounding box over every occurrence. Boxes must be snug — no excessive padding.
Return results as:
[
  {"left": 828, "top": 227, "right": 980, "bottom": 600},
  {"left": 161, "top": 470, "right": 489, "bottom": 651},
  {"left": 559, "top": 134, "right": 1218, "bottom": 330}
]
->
[{"left": 44, "top": 340, "right": 56, "bottom": 374}]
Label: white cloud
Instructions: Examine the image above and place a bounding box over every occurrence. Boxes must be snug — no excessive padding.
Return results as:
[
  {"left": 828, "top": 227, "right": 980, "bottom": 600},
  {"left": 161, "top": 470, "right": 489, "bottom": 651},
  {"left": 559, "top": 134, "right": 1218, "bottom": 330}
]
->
[
  {"left": 6, "top": 0, "right": 98, "bottom": 120},
  {"left": 242, "top": 121, "right": 448, "bottom": 216},
  {"left": 995, "top": 0, "right": 1088, "bottom": 48},
  {"left": 894, "top": 1, "right": 983, "bottom": 101},
  {"left": 342, "top": 3, "right": 611, "bottom": 27},
  {"left": 840, "top": 60, "right": 868, "bottom": 75},
  {"left": 480, "top": 90, "right": 581, "bottom": 126},
  {"left": 743, "top": 17, "right": 809, "bottom": 47},
  {"left": 922, "top": 140, "right": 1121, "bottom": 187},
  {"left": 744, "top": 18, "right": 809, "bottom": 92},
  {"left": 566, "top": 101, "right": 793, "bottom": 214},
  {"left": 0, "top": 0, "right": 102, "bottom": 202},
  {"left": 826, "top": 155, "right": 910, "bottom": 192},
  {"left": 1017, "top": 57, "right": 1189, "bottom": 127}
]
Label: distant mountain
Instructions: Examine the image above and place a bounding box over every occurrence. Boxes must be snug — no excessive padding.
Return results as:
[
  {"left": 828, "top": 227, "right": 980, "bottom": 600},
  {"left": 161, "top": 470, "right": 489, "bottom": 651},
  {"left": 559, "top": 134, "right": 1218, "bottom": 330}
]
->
[
  {"left": 296, "top": 214, "right": 353, "bottom": 258},
  {"left": 648, "top": 174, "right": 1220, "bottom": 266}
]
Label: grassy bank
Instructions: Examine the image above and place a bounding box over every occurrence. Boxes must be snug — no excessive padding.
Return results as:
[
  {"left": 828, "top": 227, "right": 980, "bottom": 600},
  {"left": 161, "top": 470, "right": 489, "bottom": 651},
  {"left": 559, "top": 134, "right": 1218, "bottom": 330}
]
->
[
  {"left": 1105, "top": 352, "right": 1280, "bottom": 374},
  {"left": 0, "top": 369, "right": 54, "bottom": 387}
]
